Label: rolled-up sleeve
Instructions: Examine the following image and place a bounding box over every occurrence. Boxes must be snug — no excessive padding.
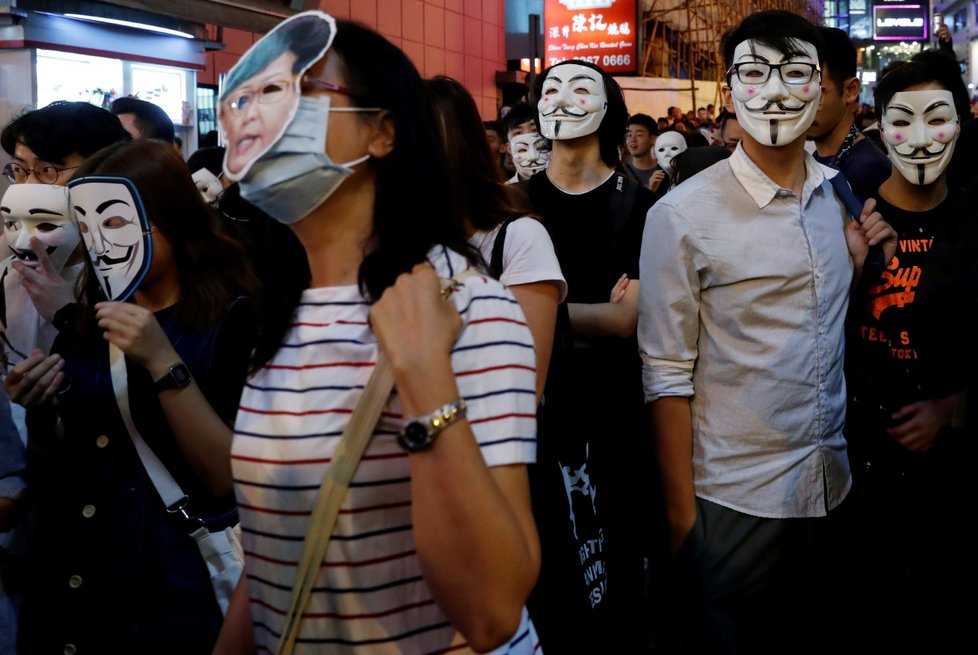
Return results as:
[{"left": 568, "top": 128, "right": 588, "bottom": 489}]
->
[{"left": 638, "top": 200, "right": 702, "bottom": 403}]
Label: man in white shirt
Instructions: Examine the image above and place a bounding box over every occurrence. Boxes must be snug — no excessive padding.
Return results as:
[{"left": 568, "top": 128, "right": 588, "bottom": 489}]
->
[{"left": 638, "top": 10, "right": 896, "bottom": 653}]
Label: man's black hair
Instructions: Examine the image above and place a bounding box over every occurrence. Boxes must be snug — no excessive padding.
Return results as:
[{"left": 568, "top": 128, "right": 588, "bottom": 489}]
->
[
  {"left": 1, "top": 100, "right": 131, "bottom": 163},
  {"left": 187, "top": 145, "right": 226, "bottom": 177},
  {"left": 875, "top": 49, "right": 971, "bottom": 122},
  {"left": 534, "top": 59, "right": 628, "bottom": 169},
  {"left": 720, "top": 10, "right": 823, "bottom": 79},
  {"left": 819, "top": 27, "right": 857, "bottom": 93},
  {"left": 110, "top": 96, "right": 176, "bottom": 143},
  {"left": 501, "top": 102, "right": 538, "bottom": 138},
  {"left": 627, "top": 113, "right": 658, "bottom": 135}
]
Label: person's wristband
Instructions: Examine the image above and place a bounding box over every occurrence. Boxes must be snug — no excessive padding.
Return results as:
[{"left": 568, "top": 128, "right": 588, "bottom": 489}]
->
[{"left": 52, "top": 302, "right": 78, "bottom": 333}]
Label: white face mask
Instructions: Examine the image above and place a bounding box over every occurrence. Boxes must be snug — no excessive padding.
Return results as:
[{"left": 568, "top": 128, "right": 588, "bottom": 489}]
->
[
  {"left": 509, "top": 132, "right": 551, "bottom": 179},
  {"left": 191, "top": 168, "right": 224, "bottom": 205},
  {"left": 0, "top": 184, "right": 76, "bottom": 271},
  {"left": 69, "top": 177, "right": 153, "bottom": 301},
  {"left": 654, "top": 132, "right": 687, "bottom": 176},
  {"left": 728, "top": 39, "right": 821, "bottom": 146},
  {"left": 538, "top": 63, "right": 608, "bottom": 140},
  {"left": 881, "top": 89, "right": 960, "bottom": 186}
]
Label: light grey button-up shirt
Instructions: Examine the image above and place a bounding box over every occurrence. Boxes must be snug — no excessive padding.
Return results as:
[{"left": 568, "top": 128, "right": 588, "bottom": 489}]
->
[{"left": 638, "top": 145, "right": 852, "bottom": 518}]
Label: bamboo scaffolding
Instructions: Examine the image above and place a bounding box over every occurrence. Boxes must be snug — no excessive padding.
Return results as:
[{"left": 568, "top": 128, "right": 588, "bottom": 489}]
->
[{"left": 638, "top": 0, "right": 821, "bottom": 111}]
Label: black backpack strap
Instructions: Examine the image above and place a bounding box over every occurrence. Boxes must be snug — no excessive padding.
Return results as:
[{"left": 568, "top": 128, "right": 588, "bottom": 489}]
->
[
  {"left": 828, "top": 170, "right": 885, "bottom": 289},
  {"left": 610, "top": 174, "right": 639, "bottom": 245},
  {"left": 489, "top": 216, "right": 519, "bottom": 280}
]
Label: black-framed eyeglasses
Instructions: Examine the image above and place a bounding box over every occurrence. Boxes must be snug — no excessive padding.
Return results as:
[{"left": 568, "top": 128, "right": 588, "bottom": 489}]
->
[
  {"left": 3, "top": 162, "right": 79, "bottom": 184},
  {"left": 727, "top": 62, "right": 820, "bottom": 86},
  {"left": 222, "top": 77, "right": 295, "bottom": 115}
]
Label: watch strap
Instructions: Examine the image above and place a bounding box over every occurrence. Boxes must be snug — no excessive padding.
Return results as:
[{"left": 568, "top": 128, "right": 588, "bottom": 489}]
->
[{"left": 153, "top": 363, "right": 192, "bottom": 393}]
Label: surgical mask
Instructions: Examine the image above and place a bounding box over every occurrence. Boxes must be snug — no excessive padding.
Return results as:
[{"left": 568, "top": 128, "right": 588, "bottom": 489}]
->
[
  {"left": 881, "top": 89, "right": 959, "bottom": 186},
  {"left": 237, "top": 94, "right": 371, "bottom": 224},
  {"left": 0, "top": 184, "right": 76, "bottom": 271},
  {"left": 728, "top": 39, "right": 821, "bottom": 146},
  {"left": 654, "top": 132, "right": 687, "bottom": 176},
  {"left": 538, "top": 63, "right": 608, "bottom": 140}
]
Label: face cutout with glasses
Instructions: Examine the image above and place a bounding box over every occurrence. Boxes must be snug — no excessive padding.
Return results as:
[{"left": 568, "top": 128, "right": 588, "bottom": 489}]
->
[
  {"left": 727, "top": 40, "right": 822, "bottom": 146},
  {"left": 219, "top": 11, "right": 335, "bottom": 181}
]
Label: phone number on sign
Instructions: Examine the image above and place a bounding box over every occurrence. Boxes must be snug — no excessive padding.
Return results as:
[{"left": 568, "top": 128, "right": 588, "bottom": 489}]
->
[{"left": 548, "top": 54, "right": 632, "bottom": 67}]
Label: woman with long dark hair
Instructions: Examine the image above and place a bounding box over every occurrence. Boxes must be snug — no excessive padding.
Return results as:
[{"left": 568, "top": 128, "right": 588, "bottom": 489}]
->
[
  {"left": 213, "top": 14, "right": 542, "bottom": 655},
  {"left": 5, "top": 139, "right": 258, "bottom": 653}
]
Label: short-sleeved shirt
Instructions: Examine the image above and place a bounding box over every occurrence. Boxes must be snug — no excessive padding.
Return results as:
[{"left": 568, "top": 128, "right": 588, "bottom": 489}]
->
[
  {"left": 232, "top": 246, "right": 541, "bottom": 654},
  {"left": 472, "top": 216, "right": 568, "bottom": 302}
]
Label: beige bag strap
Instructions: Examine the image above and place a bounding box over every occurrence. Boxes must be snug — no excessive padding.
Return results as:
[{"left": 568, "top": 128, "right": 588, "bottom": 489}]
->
[
  {"left": 275, "top": 270, "right": 477, "bottom": 655},
  {"left": 275, "top": 353, "right": 394, "bottom": 655}
]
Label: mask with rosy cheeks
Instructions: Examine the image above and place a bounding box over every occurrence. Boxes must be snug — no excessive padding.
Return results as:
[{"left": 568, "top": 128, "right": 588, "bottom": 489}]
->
[
  {"left": 538, "top": 63, "right": 608, "bottom": 140},
  {"left": 192, "top": 168, "right": 225, "bottom": 205},
  {"left": 0, "top": 184, "right": 76, "bottom": 271},
  {"left": 881, "top": 89, "right": 959, "bottom": 186},
  {"left": 68, "top": 177, "right": 153, "bottom": 302},
  {"left": 654, "top": 132, "right": 687, "bottom": 176},
  {"left": 728, "top": 39, "right": 821, "bottom": 146},
  {"left": 509, "top": 132, "right": 551, "bottom": 179}
]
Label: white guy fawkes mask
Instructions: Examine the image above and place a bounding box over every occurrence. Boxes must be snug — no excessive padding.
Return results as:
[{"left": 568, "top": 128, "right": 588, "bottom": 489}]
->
[
  {"left": 538, "top": 63, "right": 608, "bottom": 140},
  {"left": 728, "top": 39, "right": 821, "bottom": 146},
  {"left": 881, "top": 89, "right": 960, "bottom": 186},
  {"left": 68, "top": 177, "right": 153, "bottom": 301},
  {"left": 0, "top": 184, "right": 76, "bottom": 272},
  {"left": 510, "top": 132, "right": 551, "bottom": 179},
  {"left": 654, "top": 132, "right": 687, "bottom": 176},
  {"left": 192, "top": 168, "right": 224, "bottom": 205}
]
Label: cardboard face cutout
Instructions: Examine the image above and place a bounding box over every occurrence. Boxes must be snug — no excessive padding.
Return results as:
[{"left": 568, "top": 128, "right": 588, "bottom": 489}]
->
[
  {"left": 219, "top": 11, "right": 335, "bottom": 181},
  {"left": 509, "top": 132, "right": 551, "bottom": 179},
  {"left": 69, "top": 177, "right": 153, "bottom": 301},
  {"left": 881, "top": 89, "right": 960, "bottom": 186},
  {"left": 538, "top": 63, "right": 608, "bottom": 140},
  {"left": 654, "top": 132, "right": 687, "bottom": 176},
  {"left": 0, "top": 184, "right": 76, "bottom": 271},
  {"left": 728, "top": 39, "right": 821, "bottom": 146}
]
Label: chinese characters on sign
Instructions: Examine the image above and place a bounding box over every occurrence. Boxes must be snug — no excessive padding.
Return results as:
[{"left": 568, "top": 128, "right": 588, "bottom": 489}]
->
[{"left": 544, "top": 0, "right": 638, "bottom": 74}]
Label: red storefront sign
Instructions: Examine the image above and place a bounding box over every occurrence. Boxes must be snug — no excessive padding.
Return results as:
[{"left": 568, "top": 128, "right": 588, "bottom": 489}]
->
[{"left": 543, "top": 0, "right": 638, "bottom": 74}]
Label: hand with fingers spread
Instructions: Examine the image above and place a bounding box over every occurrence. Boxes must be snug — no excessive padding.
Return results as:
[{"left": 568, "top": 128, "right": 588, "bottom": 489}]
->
[
  {"left": 3, "top": 348, "right": 64, "bottom": 407},
  {"left": 10, "top": 237, "right": 78, "bottom": 322},
  {"left": 95, "top": 301, "right": 180, "bottom": 378}
]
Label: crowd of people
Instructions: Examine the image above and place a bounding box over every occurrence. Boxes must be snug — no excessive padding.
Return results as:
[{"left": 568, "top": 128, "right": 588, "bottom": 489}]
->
[{"left": 0, "top": 7, "right": 975, "bottom": 655}]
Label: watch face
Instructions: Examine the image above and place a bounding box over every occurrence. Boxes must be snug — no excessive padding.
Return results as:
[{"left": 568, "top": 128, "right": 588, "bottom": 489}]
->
[
  {"left": 171, "top": 364, "right": 192, "bottom": 387},
  {"left": 398, "top": 421, "right": 431, "bottom": 451}
]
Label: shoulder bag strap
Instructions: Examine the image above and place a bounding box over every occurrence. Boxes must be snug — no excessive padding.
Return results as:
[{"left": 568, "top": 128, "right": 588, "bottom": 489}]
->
[{"left": 108, "top": 342, "right": 187, "bottom": 510}]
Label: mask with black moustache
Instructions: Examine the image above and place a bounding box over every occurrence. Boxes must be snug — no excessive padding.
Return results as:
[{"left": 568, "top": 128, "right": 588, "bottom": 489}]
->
[
  {"left": 0, "top": 184, "right": 76, "bottom": 272},
  {"left": 881, "top": 88, "right": 959, "bottom": 186}
]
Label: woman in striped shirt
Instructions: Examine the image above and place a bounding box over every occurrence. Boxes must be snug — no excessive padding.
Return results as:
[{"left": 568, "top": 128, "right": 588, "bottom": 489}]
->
[{"left": 214, "top": 15, "right": 543, "bottom": 655}]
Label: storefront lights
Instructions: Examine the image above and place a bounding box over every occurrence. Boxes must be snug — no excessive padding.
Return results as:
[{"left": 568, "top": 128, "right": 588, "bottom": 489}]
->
[{"left": 64, "top": 14, "right": 195, "bottom": 39}]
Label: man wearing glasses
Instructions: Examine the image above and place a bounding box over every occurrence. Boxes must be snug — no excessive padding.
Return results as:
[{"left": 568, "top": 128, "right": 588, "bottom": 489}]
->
[{"left": 638, "top": 10, "right": 896, "bottom": 654}]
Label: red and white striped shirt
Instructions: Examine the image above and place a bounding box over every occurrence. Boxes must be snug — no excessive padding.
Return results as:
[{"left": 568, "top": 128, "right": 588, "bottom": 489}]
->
[{"left": 232, "top": 246, "right": 541, "bottom": 654}]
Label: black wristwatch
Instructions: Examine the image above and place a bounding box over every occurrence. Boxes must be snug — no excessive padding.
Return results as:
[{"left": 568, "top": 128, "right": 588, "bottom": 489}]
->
[
  {"left": 398, "top": 398, "right": 467, "bottom": 452},
  {"left": 153, "top": 363, "right": 193, "bottom": 393}
]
